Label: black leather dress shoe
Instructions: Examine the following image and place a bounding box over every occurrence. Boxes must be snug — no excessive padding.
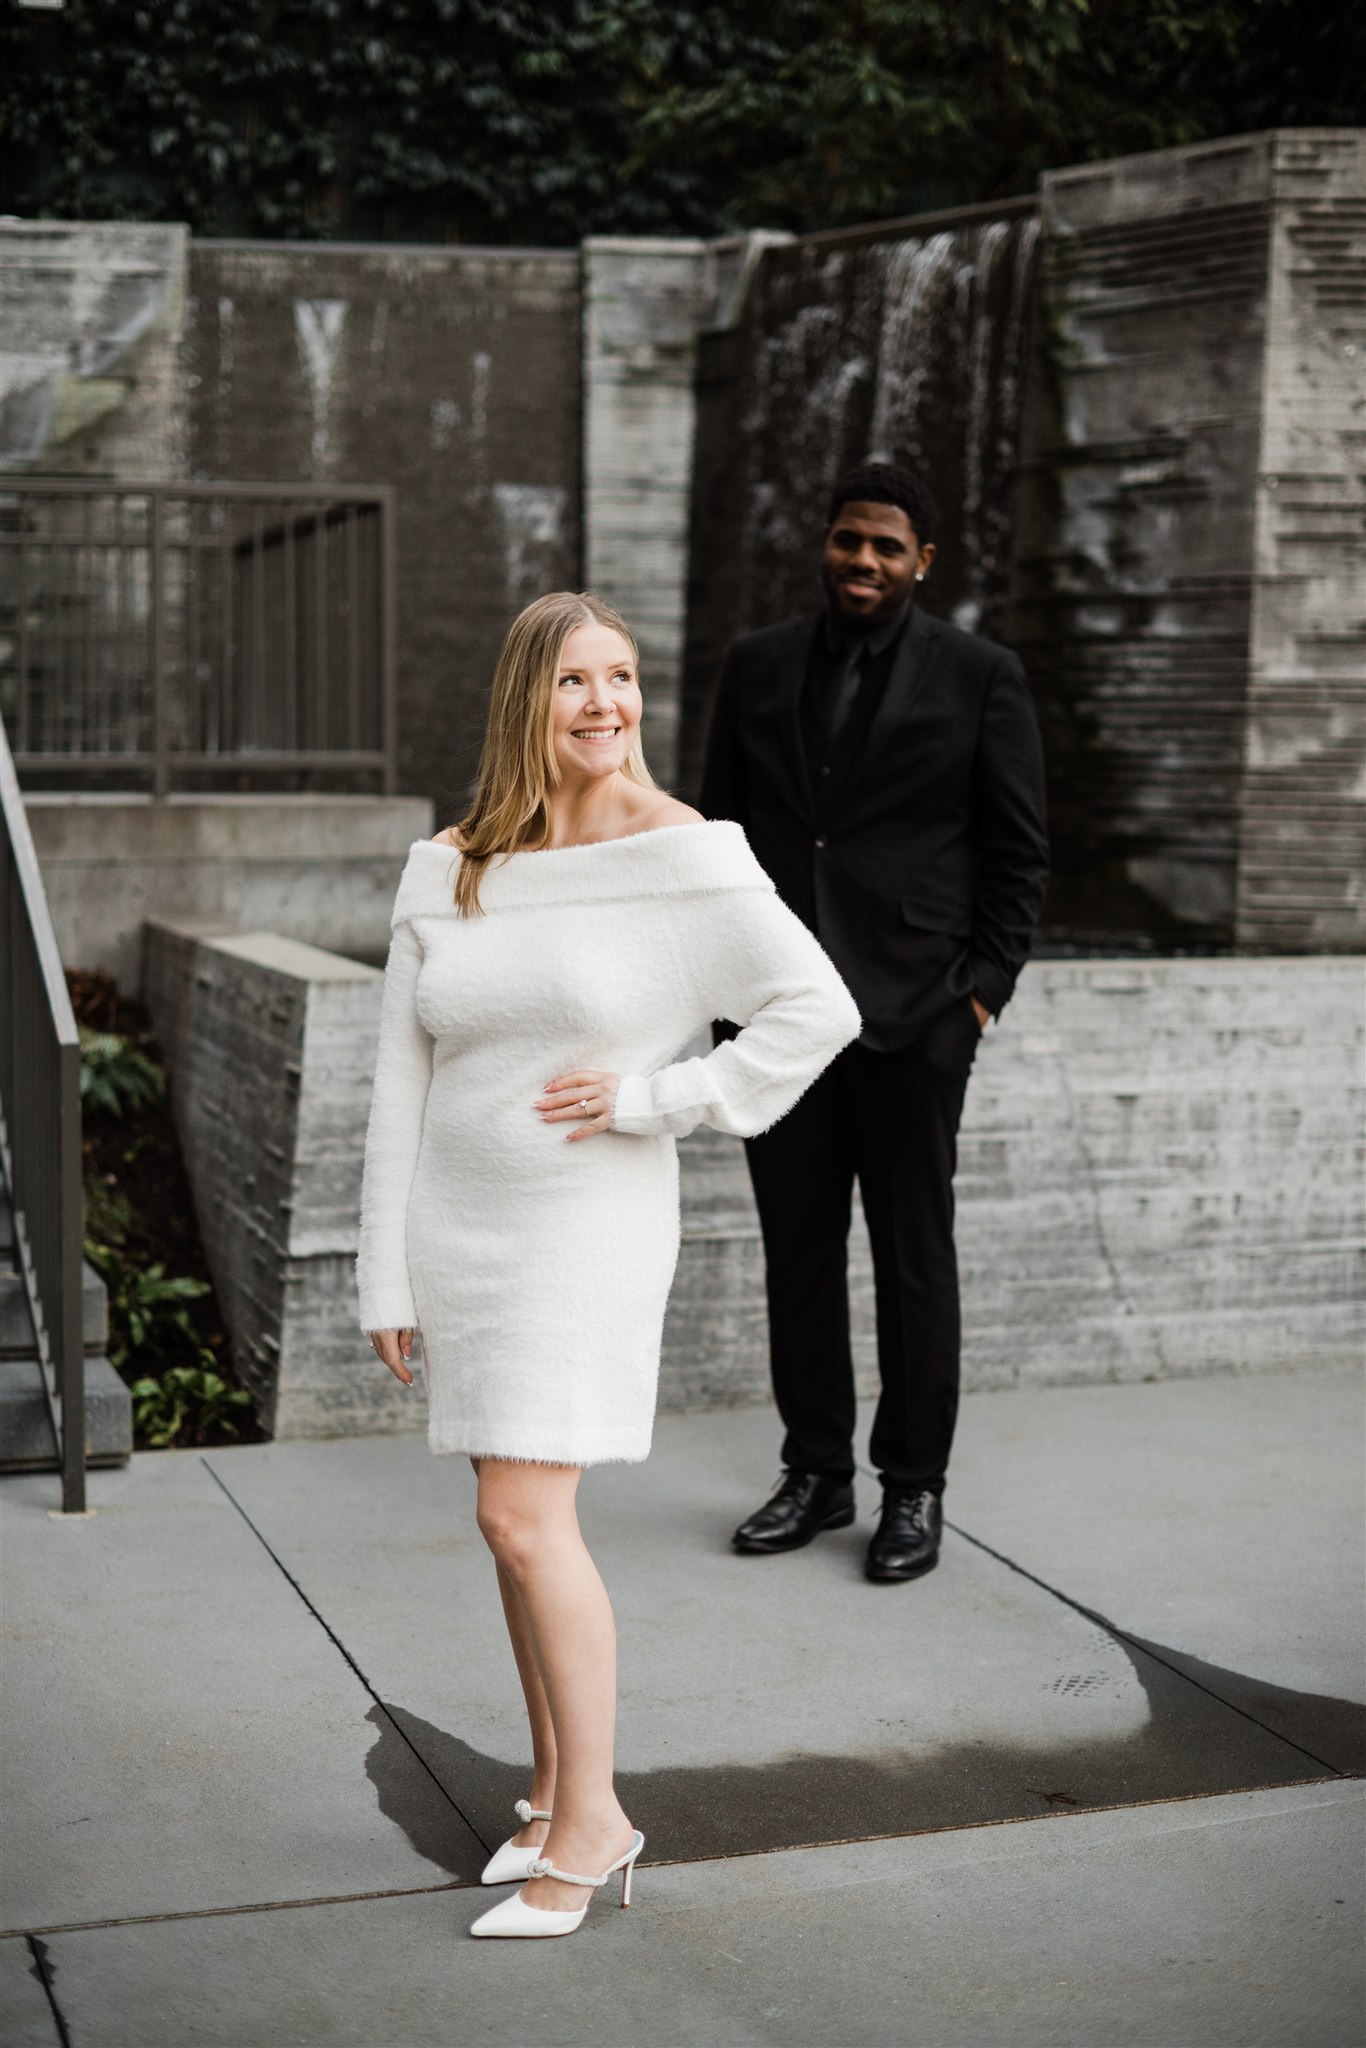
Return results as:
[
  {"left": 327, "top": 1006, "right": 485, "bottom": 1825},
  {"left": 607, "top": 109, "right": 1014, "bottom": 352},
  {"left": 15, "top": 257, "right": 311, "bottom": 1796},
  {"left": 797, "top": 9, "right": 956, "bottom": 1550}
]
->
[
  {"left": 865, "top": 1489, "right": 943, "bottom": 1582},
  {"left": 732, "top": 1470, "right": 855, "bottom": 1554}
]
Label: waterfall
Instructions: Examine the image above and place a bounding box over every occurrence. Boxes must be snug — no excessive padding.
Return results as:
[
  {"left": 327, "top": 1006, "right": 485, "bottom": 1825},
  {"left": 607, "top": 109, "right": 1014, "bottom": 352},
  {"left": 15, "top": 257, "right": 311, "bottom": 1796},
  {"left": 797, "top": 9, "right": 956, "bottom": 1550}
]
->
[
  {"left": 867, "top": 231, "right": 958, "bottom": 463},
  {"left": 863, "top": 219, "right": 1039, "bottom": 633}
]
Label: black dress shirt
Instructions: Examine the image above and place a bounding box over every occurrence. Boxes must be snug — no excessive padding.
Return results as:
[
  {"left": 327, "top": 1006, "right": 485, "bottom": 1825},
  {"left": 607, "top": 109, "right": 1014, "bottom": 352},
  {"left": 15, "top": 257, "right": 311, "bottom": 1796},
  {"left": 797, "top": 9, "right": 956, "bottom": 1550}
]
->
[{"left": 800, "top": 602, "right": 912, "bottom": 791}]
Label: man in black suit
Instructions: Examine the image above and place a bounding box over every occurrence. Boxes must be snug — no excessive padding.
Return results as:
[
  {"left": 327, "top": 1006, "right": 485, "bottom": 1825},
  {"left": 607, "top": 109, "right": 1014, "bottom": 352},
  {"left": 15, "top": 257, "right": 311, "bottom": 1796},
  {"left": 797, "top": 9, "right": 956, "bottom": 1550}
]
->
[{"left": 700, "top": 461, "right": 1048, "bottom": 1582}]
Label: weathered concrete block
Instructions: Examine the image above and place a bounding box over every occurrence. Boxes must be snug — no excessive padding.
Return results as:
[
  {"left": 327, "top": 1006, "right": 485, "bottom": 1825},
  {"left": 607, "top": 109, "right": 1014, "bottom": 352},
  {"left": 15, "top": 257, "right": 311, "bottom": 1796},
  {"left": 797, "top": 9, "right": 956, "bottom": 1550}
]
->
[
  {"left": 28, "top": 792, "right": 431, "bottom": 988},
  {"left": 662, "top": 956, "right": 1365, "bottom": 1409},
  {"left": 0, "top": 220, "right": 188, "bottom": 477},
  {"left": 582, "top": 237, "right": 790, "bottom": 787},
  {"left": 142, "top": 918, "right": 418, "bottom": 1439},
  {"left": 143, "top": 924, "right": 1364, "bottom": 1439},
  {"left": 1008, "top": 128, "right": 1366, "bottom": 952}
]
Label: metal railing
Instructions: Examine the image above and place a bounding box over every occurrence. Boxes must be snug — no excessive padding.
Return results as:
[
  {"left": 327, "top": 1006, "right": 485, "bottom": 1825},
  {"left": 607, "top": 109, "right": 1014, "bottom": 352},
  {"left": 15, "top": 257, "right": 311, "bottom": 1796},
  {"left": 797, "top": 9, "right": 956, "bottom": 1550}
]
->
[
  {"left": 0, "top": 716, "right": 84, "bottom": 1511},
  {"left": 1, "top": 479, "right": 398, "bottom": 795}
]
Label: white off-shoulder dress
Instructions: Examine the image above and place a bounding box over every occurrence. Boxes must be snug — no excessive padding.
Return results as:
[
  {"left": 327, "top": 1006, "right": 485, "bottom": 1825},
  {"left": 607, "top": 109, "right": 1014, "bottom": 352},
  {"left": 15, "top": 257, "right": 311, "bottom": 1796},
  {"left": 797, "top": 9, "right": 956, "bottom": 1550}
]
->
[{"left": 354, "top": 821, "right": 860, "bottom": 1465}]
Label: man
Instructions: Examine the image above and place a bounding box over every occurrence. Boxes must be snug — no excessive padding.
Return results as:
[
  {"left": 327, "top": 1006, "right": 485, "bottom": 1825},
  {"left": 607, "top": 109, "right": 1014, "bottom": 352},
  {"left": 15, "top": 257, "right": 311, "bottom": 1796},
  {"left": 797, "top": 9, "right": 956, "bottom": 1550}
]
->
[{"left": 700, "top": 460, "right": 1048, "bottom": 1582}]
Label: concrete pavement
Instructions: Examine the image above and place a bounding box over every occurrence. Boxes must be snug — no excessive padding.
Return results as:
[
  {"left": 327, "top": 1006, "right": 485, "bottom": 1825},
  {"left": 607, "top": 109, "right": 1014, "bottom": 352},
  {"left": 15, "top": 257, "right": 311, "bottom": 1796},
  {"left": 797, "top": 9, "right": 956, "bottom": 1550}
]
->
[{"left": 3, "top": 1367, "right": 1362, "bottom": 2045}]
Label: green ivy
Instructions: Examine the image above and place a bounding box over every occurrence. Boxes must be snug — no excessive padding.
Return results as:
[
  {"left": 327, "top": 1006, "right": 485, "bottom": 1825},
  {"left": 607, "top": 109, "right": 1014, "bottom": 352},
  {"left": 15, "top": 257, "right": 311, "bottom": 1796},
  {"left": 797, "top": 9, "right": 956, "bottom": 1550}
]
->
[{"left": 3, "top": 1, "right": 1360, "bottom": 244}]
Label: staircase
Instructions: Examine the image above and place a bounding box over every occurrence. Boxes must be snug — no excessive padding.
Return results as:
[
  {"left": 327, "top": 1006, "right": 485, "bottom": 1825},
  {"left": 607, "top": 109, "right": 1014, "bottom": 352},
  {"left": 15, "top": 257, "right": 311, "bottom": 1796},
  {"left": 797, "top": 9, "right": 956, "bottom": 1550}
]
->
[{"left": 0, "top": 1178, "right": 131, "bottom": 1472}]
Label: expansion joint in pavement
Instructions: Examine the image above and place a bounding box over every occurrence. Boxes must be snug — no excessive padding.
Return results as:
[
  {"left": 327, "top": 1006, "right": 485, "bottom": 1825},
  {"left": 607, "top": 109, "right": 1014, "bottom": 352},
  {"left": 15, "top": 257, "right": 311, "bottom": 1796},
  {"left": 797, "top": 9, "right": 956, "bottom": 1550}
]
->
[
  {"left": 198, "top": 1457, "right": 492, "bottom": 1853},
  {"left": 943, "top": 1515, "right": 1350, "bottom": 1780},
  {"left": 3, "top": 1877, "right": 469, "bottom": 1943}
]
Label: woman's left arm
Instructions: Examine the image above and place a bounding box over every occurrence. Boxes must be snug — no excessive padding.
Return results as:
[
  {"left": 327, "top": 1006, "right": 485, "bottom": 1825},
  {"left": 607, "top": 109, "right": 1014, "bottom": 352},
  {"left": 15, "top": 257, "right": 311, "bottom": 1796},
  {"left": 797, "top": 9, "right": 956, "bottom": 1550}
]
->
[{"left": 609, "top": 888, "right": 860, "bottom": 1142}]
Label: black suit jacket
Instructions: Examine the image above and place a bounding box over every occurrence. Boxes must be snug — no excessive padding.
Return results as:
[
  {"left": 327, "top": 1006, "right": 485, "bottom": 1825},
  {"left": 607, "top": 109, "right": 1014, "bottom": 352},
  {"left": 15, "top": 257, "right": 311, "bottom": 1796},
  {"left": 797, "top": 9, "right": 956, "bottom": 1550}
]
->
[{"left": 699, "top": 607, "right": 1049, "bottom": 1052}]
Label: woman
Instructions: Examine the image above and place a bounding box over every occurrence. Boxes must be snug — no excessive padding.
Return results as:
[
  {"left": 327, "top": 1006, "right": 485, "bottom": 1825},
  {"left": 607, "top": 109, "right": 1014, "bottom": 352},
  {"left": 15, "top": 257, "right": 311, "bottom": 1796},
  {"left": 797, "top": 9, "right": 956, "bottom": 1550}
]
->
[{"left": 356, "top": 591, "right": 859, "bottom": 1940}]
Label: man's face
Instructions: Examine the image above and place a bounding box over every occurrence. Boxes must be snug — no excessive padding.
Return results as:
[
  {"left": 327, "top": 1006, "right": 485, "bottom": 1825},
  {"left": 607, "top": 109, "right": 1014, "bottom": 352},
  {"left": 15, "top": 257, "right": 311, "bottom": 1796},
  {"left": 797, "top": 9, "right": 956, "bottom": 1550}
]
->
[{"left": 820, "top": 499, "right": 935, "bottom": 626}]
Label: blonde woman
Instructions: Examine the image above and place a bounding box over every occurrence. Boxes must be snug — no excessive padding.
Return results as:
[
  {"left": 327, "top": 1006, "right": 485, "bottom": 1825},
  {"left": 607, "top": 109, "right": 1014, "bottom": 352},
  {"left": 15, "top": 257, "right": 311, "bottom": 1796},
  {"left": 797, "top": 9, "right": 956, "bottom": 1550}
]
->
[{"left": 356, "top": 591, "right": 859, "bottom": 1940}]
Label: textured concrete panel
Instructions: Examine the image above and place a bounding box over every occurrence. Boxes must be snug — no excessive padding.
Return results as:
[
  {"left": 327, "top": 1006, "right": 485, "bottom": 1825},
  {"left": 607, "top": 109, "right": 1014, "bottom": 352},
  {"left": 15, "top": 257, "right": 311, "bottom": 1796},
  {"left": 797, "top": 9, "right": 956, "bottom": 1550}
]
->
[
  {"left": 0, "top": 221, "right": 187, "bottom": 477},
  {"left": 1008, "top": 128, "right": 1366, "bottom": 951},
  {"left": 143, "top": 932, "right": 1364, "bottom": 1434},
  {"left": 583, "top": 238, "right": 719, "bottom": 784},
  {"left": 1240, "top": 131, "right": 1366, "bottom": 950},
  {"left": 667, "top": 955, "right": 1365, "bottom": 1406},
  {"left": 30, "top": 1785, "right": 1365, "bottom": 2048},
  {"left": 27, "top": 792, "right": 431, "bottom": 987},
  {"left": 186, "top": 242, "right": 582, "bottom": 811},
  {"left": 142, "top": 918, "right": 424, "bottom": 1438},
  {"left": 0, "top": 1457, "right": 484, "bottom": 1934}
]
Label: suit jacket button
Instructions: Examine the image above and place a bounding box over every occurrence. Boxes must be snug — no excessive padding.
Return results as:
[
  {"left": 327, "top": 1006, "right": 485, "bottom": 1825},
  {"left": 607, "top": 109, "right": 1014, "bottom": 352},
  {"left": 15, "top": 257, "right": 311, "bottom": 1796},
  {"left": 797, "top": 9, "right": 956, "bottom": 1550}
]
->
[{"left": 814, "top": 835, "right": 828, "bottom": 849}]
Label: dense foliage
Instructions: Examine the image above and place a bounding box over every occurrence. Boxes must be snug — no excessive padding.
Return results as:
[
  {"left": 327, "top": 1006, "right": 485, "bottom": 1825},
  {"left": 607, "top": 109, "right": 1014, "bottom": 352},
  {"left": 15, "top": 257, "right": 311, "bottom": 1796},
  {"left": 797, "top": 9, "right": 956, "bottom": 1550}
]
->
[
  {"left": 71, "top": 970, "right": 258, "bottom": 1451},
  {"left": 3, "top": 1, "right": 1361, "bottom": 243}
]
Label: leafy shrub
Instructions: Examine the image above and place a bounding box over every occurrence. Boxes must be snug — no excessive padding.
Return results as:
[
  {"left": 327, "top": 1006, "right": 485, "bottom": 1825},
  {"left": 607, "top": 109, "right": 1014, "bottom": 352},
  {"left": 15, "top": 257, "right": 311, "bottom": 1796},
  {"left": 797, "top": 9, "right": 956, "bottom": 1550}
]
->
[
  {"left": 83, "top": 1173, "right": 141, "bottom": 1253},
  {"left": 79, "top": 1030, "right": 164, "bottom": 1119},
  {"left": 70, "top": 972, "right": 257, "bottom": 1452},
  {"left": 85, "top": 1246, "right": 210, "bottom": 1371},
  {"left": 129, "top": 1365, "right": 254, "bottom": 1450}
]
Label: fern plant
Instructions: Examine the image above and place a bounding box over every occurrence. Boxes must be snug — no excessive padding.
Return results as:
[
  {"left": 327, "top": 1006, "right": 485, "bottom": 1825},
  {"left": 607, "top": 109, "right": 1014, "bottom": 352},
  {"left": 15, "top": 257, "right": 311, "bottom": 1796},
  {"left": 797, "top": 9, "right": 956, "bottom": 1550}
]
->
[{"left": 79, "top": 1030, "right": 164, "bottom": 1119}]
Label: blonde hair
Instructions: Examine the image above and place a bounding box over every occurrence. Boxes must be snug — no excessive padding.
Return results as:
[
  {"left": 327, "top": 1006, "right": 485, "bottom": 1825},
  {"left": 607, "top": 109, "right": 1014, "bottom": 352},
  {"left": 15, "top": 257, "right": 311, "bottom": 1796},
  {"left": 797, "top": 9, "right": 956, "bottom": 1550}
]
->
[{"left": 451, "top": 591, "right": 655, "bottom": 914}]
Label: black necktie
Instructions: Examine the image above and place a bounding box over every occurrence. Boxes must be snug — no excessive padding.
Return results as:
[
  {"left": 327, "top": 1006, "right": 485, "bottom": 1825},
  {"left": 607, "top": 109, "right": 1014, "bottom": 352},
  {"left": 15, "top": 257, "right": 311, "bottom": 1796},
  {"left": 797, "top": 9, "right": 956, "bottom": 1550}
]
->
[{"left": 826, "top": 641, "right": 868, "bottom": 744}]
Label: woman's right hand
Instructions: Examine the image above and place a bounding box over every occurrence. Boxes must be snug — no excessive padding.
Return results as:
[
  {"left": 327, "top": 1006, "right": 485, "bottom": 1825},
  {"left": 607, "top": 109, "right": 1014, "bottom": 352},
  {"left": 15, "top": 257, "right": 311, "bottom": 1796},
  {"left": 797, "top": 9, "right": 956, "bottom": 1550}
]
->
[{"left": 369, "top": 1328, "right": 415, "bottom": 1386}]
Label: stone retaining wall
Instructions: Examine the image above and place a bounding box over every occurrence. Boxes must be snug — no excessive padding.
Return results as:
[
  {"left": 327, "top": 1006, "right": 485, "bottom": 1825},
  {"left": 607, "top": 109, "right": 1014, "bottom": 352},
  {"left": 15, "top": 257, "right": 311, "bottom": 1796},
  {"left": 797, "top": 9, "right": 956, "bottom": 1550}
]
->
[{"left": 142, "top": 924, "right": 1365, "bottom": 1440}]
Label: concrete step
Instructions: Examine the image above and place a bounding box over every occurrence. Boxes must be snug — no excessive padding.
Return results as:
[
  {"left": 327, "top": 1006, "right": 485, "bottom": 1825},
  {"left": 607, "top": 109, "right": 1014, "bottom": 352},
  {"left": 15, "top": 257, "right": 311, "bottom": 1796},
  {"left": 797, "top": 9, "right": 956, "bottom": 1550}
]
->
[
  {"left": 0, "top": 1187, "right": 129, "bottom": 1466},
  {"left": 0, "top": 1259, "right": 108, "bottom": 1357},
  {"left": 0, "top": 1353, "right": 132, "bottom": 1468}
]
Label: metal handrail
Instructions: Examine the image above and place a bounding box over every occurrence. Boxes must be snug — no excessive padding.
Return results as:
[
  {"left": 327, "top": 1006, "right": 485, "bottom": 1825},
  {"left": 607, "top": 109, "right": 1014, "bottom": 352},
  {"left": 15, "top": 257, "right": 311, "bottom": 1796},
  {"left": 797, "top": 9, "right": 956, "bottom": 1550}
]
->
[
  {"left": 2, "top": 477, "right": 398, "bottom": 798},
  {"left": 0, "top": 715, "right": 84, "bottom": 1511}
]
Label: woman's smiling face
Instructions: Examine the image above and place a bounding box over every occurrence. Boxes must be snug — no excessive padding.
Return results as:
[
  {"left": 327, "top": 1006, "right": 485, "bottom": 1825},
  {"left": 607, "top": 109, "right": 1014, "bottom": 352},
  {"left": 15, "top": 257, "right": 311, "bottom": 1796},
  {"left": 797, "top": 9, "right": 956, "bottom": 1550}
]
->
[{"left": 551, "top": 621, "right": 641, "bottom": 782}]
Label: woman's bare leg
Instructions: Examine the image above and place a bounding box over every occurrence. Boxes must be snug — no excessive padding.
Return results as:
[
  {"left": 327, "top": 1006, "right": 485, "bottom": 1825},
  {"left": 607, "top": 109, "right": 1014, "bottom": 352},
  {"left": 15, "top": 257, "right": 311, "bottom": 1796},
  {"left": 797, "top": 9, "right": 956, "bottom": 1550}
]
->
[
  {"left": 471, "top": 1457, "right": 555, "bottom": 1848},
  {"left": 495, "top": 1564, "right": 555, "bottom": 1847},
  {"left": 476, "top": 1458, "right": 631, "bottom": 1911}
]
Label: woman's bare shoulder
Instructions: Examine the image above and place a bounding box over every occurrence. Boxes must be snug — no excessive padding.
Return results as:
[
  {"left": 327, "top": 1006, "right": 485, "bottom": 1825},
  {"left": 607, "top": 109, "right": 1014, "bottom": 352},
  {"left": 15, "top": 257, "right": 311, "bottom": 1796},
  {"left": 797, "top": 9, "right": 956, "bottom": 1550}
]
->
[
  {"left": 431, "top": 827, "right": 464, "bottom": 848},
  {"left": 637, "top": 796, "right": 705, "bottom": 832}
]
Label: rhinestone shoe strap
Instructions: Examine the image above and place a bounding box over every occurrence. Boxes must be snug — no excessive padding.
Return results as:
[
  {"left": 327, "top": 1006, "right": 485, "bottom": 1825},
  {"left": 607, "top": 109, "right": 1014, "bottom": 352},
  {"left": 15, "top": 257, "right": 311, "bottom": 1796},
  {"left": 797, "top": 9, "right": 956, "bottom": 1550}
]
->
[
  {"left": 514, "top": 1800, "right": 553, "bottom": 1823},
  {"left": 525, "top": 1857, "right": 603, "bottom": 1887}
]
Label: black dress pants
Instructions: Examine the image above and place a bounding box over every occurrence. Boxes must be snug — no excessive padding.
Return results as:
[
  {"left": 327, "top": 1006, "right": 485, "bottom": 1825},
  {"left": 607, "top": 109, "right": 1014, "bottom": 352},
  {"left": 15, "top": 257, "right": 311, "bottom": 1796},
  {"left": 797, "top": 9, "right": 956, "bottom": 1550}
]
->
[{"left": 743, "top": 1001, "right": 978, "bottom": 1496}]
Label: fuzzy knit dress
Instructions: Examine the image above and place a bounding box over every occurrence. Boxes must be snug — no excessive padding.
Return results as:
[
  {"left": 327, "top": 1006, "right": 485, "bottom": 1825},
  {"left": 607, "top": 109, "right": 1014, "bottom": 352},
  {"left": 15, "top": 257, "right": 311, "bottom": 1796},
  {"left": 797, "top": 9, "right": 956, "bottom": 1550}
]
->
[{"left": 354, "top": 821, "right": 860, "bottom": 1466}]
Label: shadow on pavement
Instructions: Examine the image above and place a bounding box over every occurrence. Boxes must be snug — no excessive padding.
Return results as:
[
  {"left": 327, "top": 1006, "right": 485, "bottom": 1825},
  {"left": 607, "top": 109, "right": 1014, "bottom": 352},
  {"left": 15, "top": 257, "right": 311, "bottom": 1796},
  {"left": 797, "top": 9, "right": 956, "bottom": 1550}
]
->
[{"left": 364, "top": 1626, "right": 1363, "bottom": 1877}]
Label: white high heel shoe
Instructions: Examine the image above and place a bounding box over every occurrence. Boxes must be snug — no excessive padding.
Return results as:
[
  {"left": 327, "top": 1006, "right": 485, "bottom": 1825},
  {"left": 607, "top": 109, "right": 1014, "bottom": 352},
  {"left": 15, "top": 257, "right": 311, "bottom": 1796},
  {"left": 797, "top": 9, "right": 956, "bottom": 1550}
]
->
[
  {"left": 469, "top": 1830, "right": 645, "bottom": 1938},
  {"left": 479, "top": 1800, "right": 552, "bottom": 1886}
]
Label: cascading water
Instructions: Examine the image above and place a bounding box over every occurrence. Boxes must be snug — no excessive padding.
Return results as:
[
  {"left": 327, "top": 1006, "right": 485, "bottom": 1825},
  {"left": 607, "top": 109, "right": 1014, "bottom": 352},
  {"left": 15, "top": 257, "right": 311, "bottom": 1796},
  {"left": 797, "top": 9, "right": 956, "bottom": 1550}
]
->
[{"left": 683, "top": 208, "right": 1042, "bottom": 784}]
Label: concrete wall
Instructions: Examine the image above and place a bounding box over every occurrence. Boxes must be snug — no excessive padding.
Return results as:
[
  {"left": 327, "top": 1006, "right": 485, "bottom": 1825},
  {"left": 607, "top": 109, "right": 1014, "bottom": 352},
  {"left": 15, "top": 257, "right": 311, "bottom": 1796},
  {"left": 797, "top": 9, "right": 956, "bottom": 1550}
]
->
[
  {"left": 142, "top": 920, "right": 402, "bottom": 1440},
  {"left": 185, "top": 241, "right": 583, "bottom": 814},
  {"left": 1240, "top": 132, "right": 1366, "bottom": 950},
  {"left": 6, "top": 132, "right": 1362, "bottom": 940},
  {"left": 672, "top": 956, "right": 1365, "bottom": 1404},
  {"left": 0, "top": 221, "right": 188, "bottom": 478},
  {"left": 581, "top": 238, "right": 777, "bottom": 786},
  {"left": 142, "top": 930, "right": 1365, "bottom": 1439},
  {"left": 27, "top": 793, "right": 431, "bottom": 987},
  {"left": 1008, "top": 129, "right": 1366, "bottom": 951}
]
